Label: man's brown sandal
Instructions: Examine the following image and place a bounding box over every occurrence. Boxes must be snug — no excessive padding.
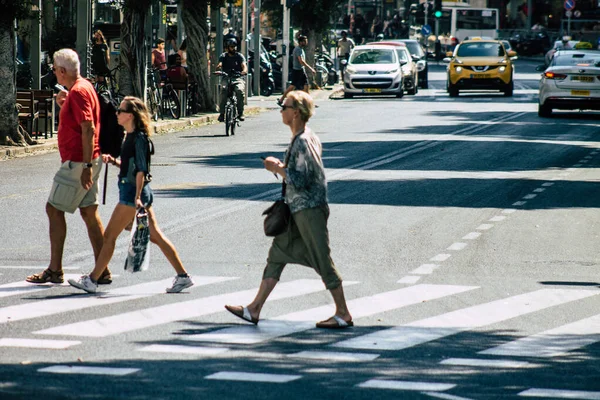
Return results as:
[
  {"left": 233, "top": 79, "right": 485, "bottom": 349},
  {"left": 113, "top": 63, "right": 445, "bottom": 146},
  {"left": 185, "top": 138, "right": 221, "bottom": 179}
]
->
[
  {"left": 26, "top": 268, "right": 64, "bottom": 284},
  {"left": 97, "top": 269, "right": 112, "bottom": 285}
]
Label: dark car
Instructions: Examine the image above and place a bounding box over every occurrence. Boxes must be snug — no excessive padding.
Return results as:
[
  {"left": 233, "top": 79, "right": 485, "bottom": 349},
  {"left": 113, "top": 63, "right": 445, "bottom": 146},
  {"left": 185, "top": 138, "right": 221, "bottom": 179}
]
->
[{"left": 389, "top": 39, "right": 429, "bottom": 88}]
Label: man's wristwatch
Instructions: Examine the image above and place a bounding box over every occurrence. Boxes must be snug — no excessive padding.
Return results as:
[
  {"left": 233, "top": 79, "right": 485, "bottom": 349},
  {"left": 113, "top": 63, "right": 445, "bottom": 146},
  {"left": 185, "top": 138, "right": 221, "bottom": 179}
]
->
[{"left": 83, "top": 162, "right": 93, "bottom": 169}]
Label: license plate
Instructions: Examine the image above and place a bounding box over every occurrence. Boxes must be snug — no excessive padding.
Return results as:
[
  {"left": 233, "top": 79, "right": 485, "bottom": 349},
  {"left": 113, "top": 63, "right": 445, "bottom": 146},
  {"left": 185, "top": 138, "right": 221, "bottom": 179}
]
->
[
  {"left": 571, "top": 90, "right": 591, "bottom": 96},
  {"left": 572, "top": 76, "right": 594, "bottom": 83},
  {"left": 364, "top": 88, "right": 381, "bottom": 93},
  {"left": 470, "top": 74, "right": 492, "bottom": 79}
]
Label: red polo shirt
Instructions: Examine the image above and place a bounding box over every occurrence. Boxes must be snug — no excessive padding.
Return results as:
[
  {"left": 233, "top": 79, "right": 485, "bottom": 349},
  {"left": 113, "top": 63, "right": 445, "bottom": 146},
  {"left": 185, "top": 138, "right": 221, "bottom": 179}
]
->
[{"left": 57, "top": 78, "right": 101, "bottom": 163}]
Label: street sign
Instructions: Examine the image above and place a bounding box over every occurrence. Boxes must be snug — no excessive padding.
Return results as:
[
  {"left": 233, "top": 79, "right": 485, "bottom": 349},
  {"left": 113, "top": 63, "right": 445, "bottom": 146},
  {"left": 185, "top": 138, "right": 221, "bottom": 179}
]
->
[
  {"left": 422, "top": 24, "right": 432, "bottom": 36},
  {"left": 565, "top": 10, "right": 573, "bottom": 17},
  {"left": 574, "top": 10, "right": 581, "bottom": 17},
  {"left": 564, "top": 0, "right": 575, "bottom": 11}
]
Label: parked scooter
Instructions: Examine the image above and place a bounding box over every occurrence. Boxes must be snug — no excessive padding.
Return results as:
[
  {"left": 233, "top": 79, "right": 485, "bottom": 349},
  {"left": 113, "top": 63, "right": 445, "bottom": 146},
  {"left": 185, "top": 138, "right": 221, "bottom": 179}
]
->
[
  {"left": 249, "top": 49, "right": 275, "bottom": 96},
  {"left": 315, "top": 51, "right": 338, "bottom": 87}
]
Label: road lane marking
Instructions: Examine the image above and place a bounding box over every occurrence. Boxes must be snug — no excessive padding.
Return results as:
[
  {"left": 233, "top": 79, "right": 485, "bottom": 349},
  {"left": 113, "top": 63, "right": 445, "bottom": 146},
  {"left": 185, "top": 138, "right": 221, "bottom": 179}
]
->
[
  {"left": 439, "top": 358, "right": 540, "bottom": 369},
  {"left": 205, "top": 371, "right": 301, "bottom": 383},
  {"left": 423, "top": 392, "right": 475, "bottom": 400},
  {"left": 183, "top": 285, "right": 477, "bottom": 345},
  {"left": 462, "top": 232, "right": 481, "bottom": 240},
  {"left": 331, "top": 289, "right": 599, "bottom": 351},
  {"left": 542, "top": 183, "right": 554, "bottom": 187},
  {"left": 288, "top": 351, "right": 379, "bottom": 362},
  {"left": 512, "top": 201, "right": 527, "bottom": 206},
  {"left": 523, "top": 194, "right": 537, "bottom": 200},
  {"left": 38, "top": 366, "right": 140, "bottom": 376},
  {"left": 447, "top": 243, "right": 467, "bottom": 251},
  {"left": 397, "top": 275, "right": 422, "bottom": 284},
  {"left": 0, "top": 266, "right": 80, "bottom": 270},
  {"left": 35, "top": 279, "right": 333, "bottom": 337},
  {"left": 0, "top": 338, "right": 81, "bottom": 349},
  {"left": 430, "top": 254, "right": 451, "bottom": 262},
  {"left": 480, "top": 313, "right": 600, "bottom": 357},
  {"left": 357, "top": 379, "right": 455, "bottom": 391},
  {"left": 410, "top": 264, "right": 439, "bottom": 274},
  {"left": 533, "top": 188, "right": 545, "bottom": 193},
  {"left": 476, "top": 224, "right": 494, "bottom": 230},
  {"left": 489, "top": 216, "right": 506, "bottom": 222},
  {"left": 138, "top": 344, "right": 229, "bottom": 356},
  {"left": 518, "top": 388, "right": 600, "bottom": 399},
  {"left": 1, "top": 276, "right": 234, "bottom": 324}
]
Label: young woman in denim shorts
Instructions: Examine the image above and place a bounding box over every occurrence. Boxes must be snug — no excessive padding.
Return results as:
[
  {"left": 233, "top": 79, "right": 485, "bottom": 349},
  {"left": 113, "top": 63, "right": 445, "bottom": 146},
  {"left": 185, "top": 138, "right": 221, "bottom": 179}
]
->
[{"left": 69, "top": 96, "right": 194, "bottom": 294}]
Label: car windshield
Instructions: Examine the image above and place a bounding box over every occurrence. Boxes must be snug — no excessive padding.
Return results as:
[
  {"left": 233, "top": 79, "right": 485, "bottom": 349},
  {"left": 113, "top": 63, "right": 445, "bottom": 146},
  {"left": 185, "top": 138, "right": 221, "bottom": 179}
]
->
[
  {"left": 456, "top": 42, "right": 506, "bottom": 57},
  {"left": 396, "top": 48, "right": 409, "bottom": 62},
  {"left": 501, "top": 41, "right": 511, "bottom": 50},
  {"left": 404, "top": 42, "right": 424, "bottom": 57},
  {"left": 552, "top": 53, "right": 600, "bottom": 67},
  {"left": 350, "top": 49, "right": 396, "bottom": 64}
]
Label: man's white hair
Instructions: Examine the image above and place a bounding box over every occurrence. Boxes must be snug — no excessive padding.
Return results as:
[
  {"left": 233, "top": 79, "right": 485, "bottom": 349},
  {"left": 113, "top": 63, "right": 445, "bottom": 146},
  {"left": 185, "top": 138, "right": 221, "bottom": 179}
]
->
[{"left": 53, "top": 49, "right": 80, "bottom": 74}]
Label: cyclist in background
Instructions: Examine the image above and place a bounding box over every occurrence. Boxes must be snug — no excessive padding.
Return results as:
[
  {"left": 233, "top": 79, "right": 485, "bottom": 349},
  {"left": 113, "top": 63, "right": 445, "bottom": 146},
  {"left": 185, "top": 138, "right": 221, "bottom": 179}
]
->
[{"left": 216, "top": 38, "right": 247, "bottom": 122}]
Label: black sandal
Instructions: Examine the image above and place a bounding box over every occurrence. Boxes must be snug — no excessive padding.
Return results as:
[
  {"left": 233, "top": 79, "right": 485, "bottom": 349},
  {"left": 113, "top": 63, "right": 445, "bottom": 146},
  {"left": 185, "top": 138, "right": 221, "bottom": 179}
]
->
[
  {"left": 97, "top": 269, "right": 112, "bottom": 285},
  {"left": 26, "top": 268, "right": 64, "bottom": 284}
]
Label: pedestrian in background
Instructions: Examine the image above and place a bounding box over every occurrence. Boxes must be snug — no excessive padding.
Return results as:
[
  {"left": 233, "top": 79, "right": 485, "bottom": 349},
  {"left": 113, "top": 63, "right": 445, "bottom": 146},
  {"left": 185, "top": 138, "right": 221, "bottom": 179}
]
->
[
  {"left": 177, "top": 38, "right": 188, "bottom": 68},
  {"left": 337, "top": 31, "right": 355, "bottom": 81},
  {"left": 69, "top": 96, "right": 194, "bottom": 294},
  {"left": 152, "top": 38, "right": 168, "bottom": 80},
  {"left": 26, "top": 49, "right": 107, "bottom": 285},
  {"left": 225, "top": 91, "right": 354, "bottom": 329},
  {"left": 91, "top": 30, "right": 110, "bottom": 84},
  {"left": 277, "top": 35, "right": 316, "bottom": 105}
]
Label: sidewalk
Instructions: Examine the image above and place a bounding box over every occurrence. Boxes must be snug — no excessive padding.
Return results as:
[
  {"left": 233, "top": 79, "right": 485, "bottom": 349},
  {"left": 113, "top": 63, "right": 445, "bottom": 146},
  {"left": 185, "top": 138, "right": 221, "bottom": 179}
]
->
[{"left": 0, "top": 88, "right": 338, "bottom": 161}]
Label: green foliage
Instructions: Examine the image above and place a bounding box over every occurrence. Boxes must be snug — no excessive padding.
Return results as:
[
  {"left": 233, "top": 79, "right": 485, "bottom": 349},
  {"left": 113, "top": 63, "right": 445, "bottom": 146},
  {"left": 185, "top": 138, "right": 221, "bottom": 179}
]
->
[
  {"left": 291, "top": 0, "right": 344, "bottom": 33},
  {"left": 262, "top": 0, "right": 283, "bottom": 32},
  {"left": 0, "top": 0, "right": 36, "bottom": 23}
]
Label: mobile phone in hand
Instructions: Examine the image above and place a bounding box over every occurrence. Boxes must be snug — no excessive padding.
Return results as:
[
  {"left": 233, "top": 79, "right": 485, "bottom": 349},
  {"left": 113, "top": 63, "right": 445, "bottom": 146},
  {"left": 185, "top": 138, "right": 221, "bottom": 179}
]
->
[{"left": 55, "top": 84, "right": 67, "bottom": 92}]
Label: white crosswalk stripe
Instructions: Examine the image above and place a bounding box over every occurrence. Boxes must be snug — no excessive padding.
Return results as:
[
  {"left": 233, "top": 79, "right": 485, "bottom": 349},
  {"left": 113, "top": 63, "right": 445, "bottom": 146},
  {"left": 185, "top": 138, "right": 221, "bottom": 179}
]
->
[
  {"left": 332, "top": 288, "right": 599, "bottom": 351},
  {"left": 0, "top": 276, "right": 234, "bottom": 324},
  {"left": 34, "top": 279, "right": 337, "bottom": 337},
  {"left": 480, "top": 312, "right": 600, "bottom": 357},
  {"left": 182, "top": 284, "right": 476, "bottom": 345},
  {"left": 0, "top": 274, "right": 81, "bottom": 298}
]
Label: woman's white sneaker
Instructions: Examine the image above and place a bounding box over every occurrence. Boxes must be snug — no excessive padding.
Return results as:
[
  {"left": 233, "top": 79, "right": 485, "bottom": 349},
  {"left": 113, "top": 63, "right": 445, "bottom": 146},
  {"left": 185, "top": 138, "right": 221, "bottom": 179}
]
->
[
  {"left": 166, "top": 275, "right": 194, "bottom": 293},
  {"left": 68, "top": 275, "right": 98, "bottom": 293}
]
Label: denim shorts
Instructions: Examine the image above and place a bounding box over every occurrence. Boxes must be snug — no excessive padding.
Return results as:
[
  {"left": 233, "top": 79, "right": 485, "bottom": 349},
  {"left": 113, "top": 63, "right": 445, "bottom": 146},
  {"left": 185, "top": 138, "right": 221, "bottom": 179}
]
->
[{"left": 118, "top": 180, "right": 153, "bottom": 208}]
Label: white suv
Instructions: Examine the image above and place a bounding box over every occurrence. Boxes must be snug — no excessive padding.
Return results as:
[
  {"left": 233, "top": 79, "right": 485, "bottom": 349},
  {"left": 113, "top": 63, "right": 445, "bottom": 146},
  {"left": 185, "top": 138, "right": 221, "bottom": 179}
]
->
[{"left": 343, "top": 45, "right": 404, "bottom": 99}]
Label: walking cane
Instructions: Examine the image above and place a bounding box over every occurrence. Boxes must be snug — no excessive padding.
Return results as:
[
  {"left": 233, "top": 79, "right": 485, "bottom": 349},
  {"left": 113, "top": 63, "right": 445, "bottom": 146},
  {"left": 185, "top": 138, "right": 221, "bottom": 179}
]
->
[{"left": 102, "top": 163, "right": 108, "bottom": 205}]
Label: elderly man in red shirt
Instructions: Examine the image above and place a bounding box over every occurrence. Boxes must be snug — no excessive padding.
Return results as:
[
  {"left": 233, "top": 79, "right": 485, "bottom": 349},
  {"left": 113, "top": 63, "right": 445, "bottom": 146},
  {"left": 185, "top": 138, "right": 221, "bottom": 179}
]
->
[{"left": 26, "top": 48, "right": 109, "bottom": 285}]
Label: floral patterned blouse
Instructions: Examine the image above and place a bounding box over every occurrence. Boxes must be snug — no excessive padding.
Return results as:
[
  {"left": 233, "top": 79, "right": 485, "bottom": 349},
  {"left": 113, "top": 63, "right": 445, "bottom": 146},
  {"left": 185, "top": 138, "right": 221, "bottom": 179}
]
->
[{"left": 283, "top": 128, "right": 328, "bottom": 214}]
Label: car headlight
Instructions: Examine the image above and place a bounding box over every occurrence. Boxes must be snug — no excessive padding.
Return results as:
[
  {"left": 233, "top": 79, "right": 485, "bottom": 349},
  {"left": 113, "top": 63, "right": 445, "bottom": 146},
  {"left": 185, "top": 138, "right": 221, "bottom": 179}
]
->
[
  {"left": 387, "top": 68, "right": 399, "bottom": 74},
  {"left": 499, "top": 66, "right": 506, "bottom": 72},
  {"left": 455, "top": 66, "right": 462, "bottom": 73},
  {"left": 416, "top": 60, "right": 426, "bottom": 71},
  {"left": 345, "top": 67, "right": 357, "bottom": 74}
]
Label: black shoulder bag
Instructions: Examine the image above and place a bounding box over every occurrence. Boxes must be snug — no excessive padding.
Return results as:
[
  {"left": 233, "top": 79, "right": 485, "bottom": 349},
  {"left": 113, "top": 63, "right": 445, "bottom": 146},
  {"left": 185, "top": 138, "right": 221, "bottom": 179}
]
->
[{"left": 262, "top": 133, "right": 302, "bottom": 237}]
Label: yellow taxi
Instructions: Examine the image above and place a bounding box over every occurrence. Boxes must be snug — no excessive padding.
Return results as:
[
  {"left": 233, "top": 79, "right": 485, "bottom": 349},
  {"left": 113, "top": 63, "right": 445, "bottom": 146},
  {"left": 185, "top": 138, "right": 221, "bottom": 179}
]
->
[{"left": 443, "top": 39, "right": 517, "bottom": 97}]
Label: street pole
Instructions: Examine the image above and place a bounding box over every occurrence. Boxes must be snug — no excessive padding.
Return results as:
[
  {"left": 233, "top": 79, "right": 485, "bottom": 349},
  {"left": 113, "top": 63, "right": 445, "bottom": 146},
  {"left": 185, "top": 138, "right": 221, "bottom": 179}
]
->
[
  {"left": 253, "top": 0, "right": 261, "bottom": 96},
  {"left": 242, "top": 0, "right": 249, "bottom": 101},
  {"left": 76, "top": 0, "right": 91, "bottom": 77},
  {"left": 526, "top": 0, "right": 532, "bottom": 30},
  {"left": 31, "top": 0, "right": 41, "bottom": 89},
  {"left": 282, "top": 3, "right": 290, "bottom": 92}
]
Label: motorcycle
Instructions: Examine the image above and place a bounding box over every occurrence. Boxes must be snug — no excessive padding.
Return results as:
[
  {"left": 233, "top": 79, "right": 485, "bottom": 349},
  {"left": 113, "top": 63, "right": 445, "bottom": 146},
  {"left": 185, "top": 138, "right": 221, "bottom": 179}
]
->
[
  {"left": 249, "top": 49, "right": 275, "bottom": 97},
  {"left": 315, "top": 52, "right": 338, "bottom": 87}
]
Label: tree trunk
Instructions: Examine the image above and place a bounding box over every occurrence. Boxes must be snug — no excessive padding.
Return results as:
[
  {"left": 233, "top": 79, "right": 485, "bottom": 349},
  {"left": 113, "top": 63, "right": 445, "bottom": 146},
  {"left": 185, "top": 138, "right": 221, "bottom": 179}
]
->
[
  {"left": 305, "top": 30, "right": 323, "bottom": 89},
  {"left": 0, "top": 16, "right": 23, "bottom": 146},
  {"left": 41, "top": 0, "right": 54, "bottom": 39},
  {"left": 119, "top": 4, "right": 149, "bottom": 98},
  {"left": 182, "top": 0, "right": 215, "bottom": 111}
]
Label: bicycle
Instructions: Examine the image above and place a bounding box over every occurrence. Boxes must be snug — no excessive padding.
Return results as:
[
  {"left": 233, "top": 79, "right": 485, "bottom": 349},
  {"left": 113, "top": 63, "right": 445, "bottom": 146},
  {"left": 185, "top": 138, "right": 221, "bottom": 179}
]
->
[
  {"left": 94, "top": 65, "right": 120, "bottom": 100},
  {"left": 146, "top": 67, "right": 162, "bottom": 121},
  {"left": 214, "top": 71, "right": 242, "bottom": 136}
]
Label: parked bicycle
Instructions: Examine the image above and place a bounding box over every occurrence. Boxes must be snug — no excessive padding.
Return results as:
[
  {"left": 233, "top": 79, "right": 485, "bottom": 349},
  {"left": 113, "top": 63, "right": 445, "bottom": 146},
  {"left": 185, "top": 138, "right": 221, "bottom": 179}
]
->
[
  {"left": 93, "top": 65, "right": 120, "bottom": 99},
  {"left": 147, "top": 65, "right": 181, "bottom": 120},
  {"left": 214, "top": 70, "right": 242, "bottom": 136}
]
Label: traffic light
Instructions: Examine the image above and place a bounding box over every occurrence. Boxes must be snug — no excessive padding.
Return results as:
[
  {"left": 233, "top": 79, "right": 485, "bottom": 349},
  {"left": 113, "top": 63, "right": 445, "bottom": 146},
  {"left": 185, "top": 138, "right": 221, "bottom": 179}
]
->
[{"left": 433, "top": 0, "right": 442, "bottom": 18}]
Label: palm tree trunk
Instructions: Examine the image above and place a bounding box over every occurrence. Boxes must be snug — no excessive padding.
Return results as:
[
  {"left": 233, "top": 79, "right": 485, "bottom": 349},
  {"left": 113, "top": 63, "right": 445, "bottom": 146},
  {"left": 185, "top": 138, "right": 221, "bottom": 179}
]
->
[
  {"left": 119, "top": 7, "right": 148, "bottom": 98},
  {"left": 0, "top": 16, "right": 22, "bottom": 145},
  {"left": 182, "top": 0, "right": 215, "bottom": 111}
]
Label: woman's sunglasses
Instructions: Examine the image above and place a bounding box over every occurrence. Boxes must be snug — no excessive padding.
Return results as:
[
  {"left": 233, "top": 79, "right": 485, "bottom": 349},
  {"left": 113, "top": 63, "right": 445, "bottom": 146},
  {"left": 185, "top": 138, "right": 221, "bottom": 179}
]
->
[
  {"left": 280, "top": 105, "right": 294, "bottom": 111},
  {"left": 116, "top": 108, "right": 131, "bottom": 115}
]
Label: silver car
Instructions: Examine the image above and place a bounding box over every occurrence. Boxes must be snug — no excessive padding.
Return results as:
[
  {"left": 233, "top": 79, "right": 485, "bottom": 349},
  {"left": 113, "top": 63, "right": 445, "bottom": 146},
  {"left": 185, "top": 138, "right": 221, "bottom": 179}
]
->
[
  {"left": 343, "top": 45, "right": 404, "bottom": 99},
  {"left": 538, "top": 50, "right": 600, "bottom": 117}
]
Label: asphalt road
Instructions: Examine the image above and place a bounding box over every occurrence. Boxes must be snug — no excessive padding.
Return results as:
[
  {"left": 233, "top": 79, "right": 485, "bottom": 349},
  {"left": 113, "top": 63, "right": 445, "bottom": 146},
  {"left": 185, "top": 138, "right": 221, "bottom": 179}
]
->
[{"left": 0, "top": 58, "right": 599, "bottom": 400}]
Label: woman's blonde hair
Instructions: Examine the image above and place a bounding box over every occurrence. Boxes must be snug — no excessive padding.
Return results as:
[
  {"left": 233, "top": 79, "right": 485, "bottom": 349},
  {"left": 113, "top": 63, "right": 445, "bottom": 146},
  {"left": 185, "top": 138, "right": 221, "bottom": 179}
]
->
[
  {"left": 121, "top": 96, "right": 154, "bottom": 136},
  {"left": 285, "top": 91, "right": 315, "bottom": 122}
]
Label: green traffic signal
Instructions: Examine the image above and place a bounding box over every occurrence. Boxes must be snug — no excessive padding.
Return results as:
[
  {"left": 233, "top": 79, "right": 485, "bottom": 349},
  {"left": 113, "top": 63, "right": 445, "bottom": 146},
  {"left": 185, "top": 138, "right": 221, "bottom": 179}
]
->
[{"left": 434, "top": 10, "right": 442, "bottom": 18}]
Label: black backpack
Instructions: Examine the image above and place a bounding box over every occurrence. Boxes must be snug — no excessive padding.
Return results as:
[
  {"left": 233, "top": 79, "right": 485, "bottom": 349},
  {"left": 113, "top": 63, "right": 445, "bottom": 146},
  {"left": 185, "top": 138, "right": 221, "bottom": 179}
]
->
[{"left": 97, "top": 90, "right": 124, "bottom": 157}]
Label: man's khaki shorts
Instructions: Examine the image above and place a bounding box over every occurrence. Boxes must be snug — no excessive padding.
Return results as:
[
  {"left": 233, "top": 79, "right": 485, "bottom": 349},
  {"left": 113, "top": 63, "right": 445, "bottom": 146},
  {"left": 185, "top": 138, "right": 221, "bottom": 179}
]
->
[{"left": 48, "top": 158, "right": 102, "bottom": 214}]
